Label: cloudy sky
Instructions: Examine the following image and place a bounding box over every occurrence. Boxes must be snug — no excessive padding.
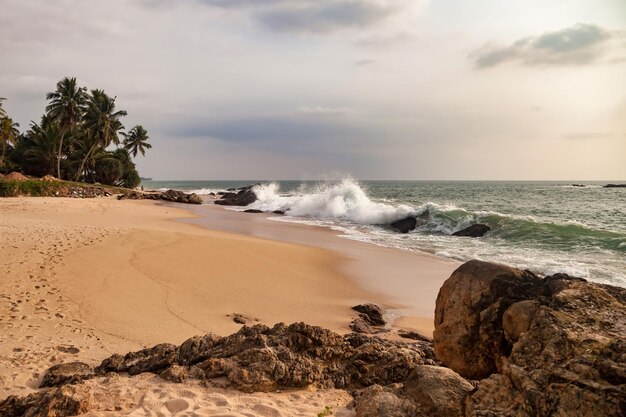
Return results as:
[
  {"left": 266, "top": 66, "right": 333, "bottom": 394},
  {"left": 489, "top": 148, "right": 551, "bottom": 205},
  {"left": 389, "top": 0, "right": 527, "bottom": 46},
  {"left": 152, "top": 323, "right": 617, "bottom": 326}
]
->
[{"left": 1, "top": 0, "right": 624, "bottom": 180}]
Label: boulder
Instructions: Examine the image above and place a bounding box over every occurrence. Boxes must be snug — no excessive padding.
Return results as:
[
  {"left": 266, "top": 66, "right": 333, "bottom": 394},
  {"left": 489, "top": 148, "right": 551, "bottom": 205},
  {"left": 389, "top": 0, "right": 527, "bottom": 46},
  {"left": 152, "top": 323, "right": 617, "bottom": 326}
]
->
[
  {"left": 403, "top": 365, "right": 474, "bottom": 417},
  {"left": 355, "top": 385, "right": 418, "bottom": 417},
  {"left": 272, "top": 210, "right": 286, "bottom": 215},
  {"left": 40, "top": 362, "right": 94, "bottom": 388},
  {"left": 95, "top": 343, "right": 179, "bottom": 376},
  {"left": 243, "top": 209, "right": 263, "bottom": 214},
  {"left": 352, "top": 304, "right": 386, "bottom": 326},
  {"left": 215, "top": 184, "right": 259, "bottom": 206},
  {"left": 350, "top": 317, "right": 374, "bottom": 334},
  {"left": 604, "top": 184, "right": 626, "bottom": 188},
  {"left": 390, "top": 217, "right": 418, "bottom": 233},
  {"left": 452, "top": 224, "right": 490, "bottom": 237},
  {"left": 0, "top": 385, "right": 92, "bottom": 417},
  {"left": 117, "top": 189, "right": 202, "bottom": 204},
  {"left": 434, "top": 260, "right": 626, "bottom": 417}
]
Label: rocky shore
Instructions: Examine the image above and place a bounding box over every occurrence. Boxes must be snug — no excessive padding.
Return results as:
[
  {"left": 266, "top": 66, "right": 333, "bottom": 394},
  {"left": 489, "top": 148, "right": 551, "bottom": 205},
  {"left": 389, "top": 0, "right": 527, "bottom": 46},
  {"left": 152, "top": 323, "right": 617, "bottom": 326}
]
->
[{"left": 2, "top": 260, "right": 624, "bottom": 417}]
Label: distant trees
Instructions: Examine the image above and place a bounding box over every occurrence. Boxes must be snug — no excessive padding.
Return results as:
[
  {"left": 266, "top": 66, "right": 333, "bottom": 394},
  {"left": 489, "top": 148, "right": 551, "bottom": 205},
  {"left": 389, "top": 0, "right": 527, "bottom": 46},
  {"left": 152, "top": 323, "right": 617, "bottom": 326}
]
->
[{"left": 0, "top": 77, "right": 152, "bottom": 188}]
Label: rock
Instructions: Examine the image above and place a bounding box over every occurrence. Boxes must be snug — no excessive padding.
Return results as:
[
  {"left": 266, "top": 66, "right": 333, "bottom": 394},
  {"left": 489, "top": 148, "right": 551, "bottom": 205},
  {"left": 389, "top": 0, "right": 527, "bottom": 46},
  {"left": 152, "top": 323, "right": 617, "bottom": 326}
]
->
[
  {"left": 435, "top": 260, "right": 626, "bottom": 417},
  {"left": 272, "top": 210, "right": 285, "bottom": 215},
  {"left": 604, "top": 184, "right": 626, "bottom": 188},
  {"left": 3, "top": 172, "right": 28, "bottom": 181},
  {"left": 215, "top": 184, "right": 259, "bottom": 206},
  {"left": 390, "top": 217, "right": 417, "bottom": 233},
  {"left": 403, "top": 365, "right": 474, "bottom": 417},
  {"left": 354, "top": 384, "right": 418, "bottom": 417},
  {"left": 159, "top": 364, "right": 188, "bottom": 383},
  {"left": 95, "top": 343, "right": 179, "bottom": 376},
  {"left": 452, "top": 224, "right": 490, "bottom": 237},
  {"left": 232, "top": 313, "right": 247, "bottom": 324},
  {"left": 352, "top": 304, "right": 386, "bottom": 326},
  {"left": 41, "top": 175, "right": 59, "bottom": 182},
  {"left": 0, "top": 385, "right": 92, "bottom": 417},
  {"left": 350, "top": 317, "right": 373, "bottom": 334},
  {"left": 243, "top": 209, "right": 263, "bottom": 214},
  {"left": 117, "top": 189, "right": 202, "bottom": 204},
  {"left": 40, "top": 362, "right": 94, "bottom": 388},
  {"left": 433, "top": 260, "right": 543, "bottom": 379},
  {"left": 52, "top": 322, "right": 434, "bottom": 393},
  {"left": 397, "top": 330, "right": 432, "bottom": 342}
]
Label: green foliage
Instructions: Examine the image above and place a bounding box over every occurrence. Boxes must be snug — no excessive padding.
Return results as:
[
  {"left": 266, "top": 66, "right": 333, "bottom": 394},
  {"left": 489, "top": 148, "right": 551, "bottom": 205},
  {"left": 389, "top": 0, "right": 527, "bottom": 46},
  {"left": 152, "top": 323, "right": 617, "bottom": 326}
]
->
[
  {"left": 317, "top": 406, "right": 333, "bottom": 417},
  {"left": 1, "top": 76, "right": 151, "bottom": 189}
]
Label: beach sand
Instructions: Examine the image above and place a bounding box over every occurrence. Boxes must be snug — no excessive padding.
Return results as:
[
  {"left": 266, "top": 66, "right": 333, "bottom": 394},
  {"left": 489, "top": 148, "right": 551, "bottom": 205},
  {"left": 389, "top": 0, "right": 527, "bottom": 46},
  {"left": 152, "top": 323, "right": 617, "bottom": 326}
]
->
[{"left": 0, "top": 196, "right": 458, "bottom": 415}]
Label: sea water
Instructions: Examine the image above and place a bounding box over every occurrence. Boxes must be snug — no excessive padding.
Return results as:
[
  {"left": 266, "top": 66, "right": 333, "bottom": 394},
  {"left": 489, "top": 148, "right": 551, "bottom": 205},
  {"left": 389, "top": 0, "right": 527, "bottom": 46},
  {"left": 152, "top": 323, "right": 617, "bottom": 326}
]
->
[{"left": 142, "top": 179, "right": 626, "bottom": 287}]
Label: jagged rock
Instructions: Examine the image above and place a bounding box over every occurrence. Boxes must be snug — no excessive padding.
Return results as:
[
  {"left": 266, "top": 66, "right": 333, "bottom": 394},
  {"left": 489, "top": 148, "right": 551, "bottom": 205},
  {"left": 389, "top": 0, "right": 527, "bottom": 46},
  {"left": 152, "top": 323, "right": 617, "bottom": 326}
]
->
[
  {"left": 397, "top": 330, "right": 432, "bottom": 342},
  {"left": 49, "top": 323, "right": 433, "bottom": 393},
  {"left": 232, "top": 313, "right": 247, "bottom": 324},
  {"left": 435, "top": 260, "right": 626, "bottom": 417},
  {"left": 354, "top": 384, "right": 418, "bottom": 417},
  {"left": 243, "top": 209, "right": 263, "bottom": 214},
  {"left": 272, "top": 210, "right": 285, "bottom": 215},
  {"left": 350, "top": 317, "right": 373, "bottom": 334},
  {"left": 159, "top": 364, "right": 188, "bottom": 383},
  {"left": 390, "top": 217, "right": 417, "bottom": 233},
  {"left": 40, "top": 362, "right": 94, "bottom": 388},
  {"left": 0, "top": 385, "right": 92, "bottom": 417},
  {"left": 452, "top": 224, "right": 490, "bottom": 237},
  {"left": 95, "top": 343, "right": 179, "bottom": 376},
  {"left": 215, "top": 184, "right": 259, "bottom": 206},
  {"left": 352, "top": 304, "right": 385, "bottom": 326},
  {"left": 403, "top": 365, "right": 474, "bottom": 417},
  {"left": 433, "top": 260, "right": 542, "bottom": 379}
]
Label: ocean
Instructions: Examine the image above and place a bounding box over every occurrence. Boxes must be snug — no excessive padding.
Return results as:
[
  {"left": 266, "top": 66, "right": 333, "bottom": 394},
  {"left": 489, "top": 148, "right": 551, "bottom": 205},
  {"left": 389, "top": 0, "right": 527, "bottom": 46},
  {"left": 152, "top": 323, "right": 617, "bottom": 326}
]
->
[{"left": 142, "top": 179, "right": 626, "bottom": 288}]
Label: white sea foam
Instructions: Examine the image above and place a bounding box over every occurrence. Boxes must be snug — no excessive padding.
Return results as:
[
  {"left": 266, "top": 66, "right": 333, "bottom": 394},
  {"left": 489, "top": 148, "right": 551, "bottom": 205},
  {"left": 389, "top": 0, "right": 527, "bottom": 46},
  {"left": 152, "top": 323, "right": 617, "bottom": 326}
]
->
[{"left": 248, "top": 179, "right": 416, "bottom": 224}]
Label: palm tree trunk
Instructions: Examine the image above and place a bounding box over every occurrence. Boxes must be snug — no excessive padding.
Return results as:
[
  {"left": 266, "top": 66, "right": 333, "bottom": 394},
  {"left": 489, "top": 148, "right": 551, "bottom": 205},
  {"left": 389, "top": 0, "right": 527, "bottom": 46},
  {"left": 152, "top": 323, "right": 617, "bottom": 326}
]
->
[
  {"left": 56, "top": 130, "right": 66, "bottom": 179},
  {"left": 74, "top": 142, "right": 98, "bottom": 182},
  {"left": 0, "top": 140, "right": 6, "bottom": 168}
]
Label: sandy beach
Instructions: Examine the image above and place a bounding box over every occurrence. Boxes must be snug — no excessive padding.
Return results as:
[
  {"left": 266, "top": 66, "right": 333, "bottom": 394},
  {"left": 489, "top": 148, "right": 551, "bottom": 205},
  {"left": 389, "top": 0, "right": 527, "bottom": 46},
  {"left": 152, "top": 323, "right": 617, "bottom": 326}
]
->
[{"left": 0, "top": 196, "right": 458, "bottom": 415}]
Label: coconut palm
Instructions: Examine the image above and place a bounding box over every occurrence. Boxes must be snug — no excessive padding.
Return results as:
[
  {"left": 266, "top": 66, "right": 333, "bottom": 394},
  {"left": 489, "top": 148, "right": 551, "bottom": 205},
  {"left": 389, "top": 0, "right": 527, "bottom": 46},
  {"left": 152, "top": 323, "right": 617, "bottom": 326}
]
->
[
  {"left": 123, "top": 125, "right": 151, "bottom": 158},
  {"left": 73, "top": 89, "right": 127, "bottom": 181},
  {"left": 46, "top": 77, "right": 88, "bottom": 179},
  {"left": 0, "top": 117, "right": 20, "bottom": 167},
  {"left": 0, "top": 97, "right": 7, "bottom": 119},
  {"left": 18, "top": 115, "right": 59, "bottom": 176}
]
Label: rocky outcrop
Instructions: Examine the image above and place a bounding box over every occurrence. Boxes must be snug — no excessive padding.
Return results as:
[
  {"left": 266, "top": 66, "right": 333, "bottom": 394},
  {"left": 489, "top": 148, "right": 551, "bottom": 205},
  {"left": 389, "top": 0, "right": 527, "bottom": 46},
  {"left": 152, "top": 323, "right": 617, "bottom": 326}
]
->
[
  {"left": 0, "top": 385, "right": 92, "bottom": 417},
  {"left": 40, "top": 362, "right": 94, "bottom": 388},
  {"left": 605, "top": 184, "right": 626, "bottom": 188},
  {"left": 43, "top": 323, "right": 434, "bottom": 394},
  {"left": 434, "top": 260, "right": 626, "bottom": 417},
  {"left": 118, "top": 189, "right": 202, "bottom": 204},
  {"left": 215, "top": 184, "right": 258, "bottom": 206},
  {"left": 452, "top": 224, "right": 490, "bottom": 237}
]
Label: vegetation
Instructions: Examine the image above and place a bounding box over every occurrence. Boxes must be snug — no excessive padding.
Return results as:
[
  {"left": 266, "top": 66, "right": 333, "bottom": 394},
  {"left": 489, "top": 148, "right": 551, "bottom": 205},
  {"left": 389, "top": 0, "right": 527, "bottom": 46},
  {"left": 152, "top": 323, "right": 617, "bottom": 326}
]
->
[
  {"left": 0, "top": 178, "right": 123, "bottom": 197},
  {"left": 0, "top": 77, "right": 151, "bottom": 188},
  {"left": 317, "top": 406, "right": 333, "bottom": 417}
]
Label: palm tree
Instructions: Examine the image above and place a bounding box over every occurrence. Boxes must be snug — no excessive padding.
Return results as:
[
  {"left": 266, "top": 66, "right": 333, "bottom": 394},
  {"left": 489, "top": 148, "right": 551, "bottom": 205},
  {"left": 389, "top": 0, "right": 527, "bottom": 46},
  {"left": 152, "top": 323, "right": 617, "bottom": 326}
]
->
[
  {"left": 74, "top": 89, "right": 126, "bottom": 181},
  {"left": 0, "top": 117, "right": 19, "bottom": 167},
  {"left": 19, "top": 115, "right": 59, "bottom": 176},
  {"left": 0, "top": 97, "right": 7, "bottom": 119},
  {"left": 46, "top": 77, "right": 88, "bottom": 179},
  {"left": 123, "top": 125, "right": 151, "bottom": 158}
]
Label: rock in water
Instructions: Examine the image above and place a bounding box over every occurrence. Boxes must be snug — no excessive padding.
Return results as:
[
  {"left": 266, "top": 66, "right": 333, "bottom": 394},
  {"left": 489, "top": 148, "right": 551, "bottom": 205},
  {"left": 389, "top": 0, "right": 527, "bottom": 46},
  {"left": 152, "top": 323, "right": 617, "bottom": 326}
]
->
[
  {"left": 451, "top": 224, "right": 490, "bottom": 237},
  {"left": 243, "top": 209, "right": 263, "bottom": 213},
  {"left": 390, "top": 217, "right": 418, "bottom": 233},
  {"left": 604, "top": 183, "right": 626, "bottom": 188},
  {"left": 215, "top": 184, "right": 259, "bottom": 206},
  {"left": 434, "top": 260, "right": 626, "bottom": 417}
]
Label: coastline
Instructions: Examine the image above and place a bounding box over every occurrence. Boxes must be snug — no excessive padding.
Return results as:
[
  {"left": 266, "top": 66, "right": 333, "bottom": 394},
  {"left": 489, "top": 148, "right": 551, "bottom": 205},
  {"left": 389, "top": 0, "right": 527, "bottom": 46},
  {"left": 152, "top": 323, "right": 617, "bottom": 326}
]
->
[{"left": 0, "top": 196, "right": 456, "bottom": 403}]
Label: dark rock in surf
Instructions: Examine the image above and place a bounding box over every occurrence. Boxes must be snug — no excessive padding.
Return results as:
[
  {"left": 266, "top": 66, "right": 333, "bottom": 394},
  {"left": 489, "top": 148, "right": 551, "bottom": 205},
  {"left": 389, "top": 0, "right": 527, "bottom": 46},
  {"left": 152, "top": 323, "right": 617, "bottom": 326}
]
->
[
  {"left": 117, "top": 189, "right": 202, "bottom": 205},
  {"left": 452, "top": 224, "right": 490, "bottom": 237},
  {"left": 243, "top": 209, "right": 263, "bottom": 214},
  {"left": 605, "top": 183, "right": 626, "bottom": 188},
  {"left": 215, "top": 184, "right": 259, "bottom": 206},
  {"left": 390, "top": 217, "right": 418, "bottom": 233},
  {"left": 352, "top": 303, "right": 386, "bottom": 326},
  {"left": 272, "top": 210, "right": 285, "bottom": 215}
]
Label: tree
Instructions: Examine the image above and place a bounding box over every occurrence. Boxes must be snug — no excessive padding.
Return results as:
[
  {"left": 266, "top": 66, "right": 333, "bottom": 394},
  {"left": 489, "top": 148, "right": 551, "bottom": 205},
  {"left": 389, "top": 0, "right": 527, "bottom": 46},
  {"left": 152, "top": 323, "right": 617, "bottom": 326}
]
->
[
  {"left": 45, "top": 77, "right": 88, "bottom": 179},
  {"left": 0, "top": 117, "right": 19, "bottom": 168},
  {"left": 74, "top": 89, "right": 126, "bottom": 181},
  {"left": 0, "top": 97, "right": 7, "bottom": 119},
  {"left": 16, "top": 115, "right": 59, "bottom": 176},
  {"left": 123, "top": 125, "right": 151, "bottom": 158}
]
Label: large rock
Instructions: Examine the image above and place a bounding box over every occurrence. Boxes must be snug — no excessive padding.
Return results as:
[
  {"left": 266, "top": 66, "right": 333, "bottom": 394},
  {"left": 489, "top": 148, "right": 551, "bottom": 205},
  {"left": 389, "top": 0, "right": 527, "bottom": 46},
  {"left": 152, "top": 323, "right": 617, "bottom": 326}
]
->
[
  {"left": 352, "top": 303, "right": 386, "bottom": 326},
  {"left": 118, "top": 189, "right": 202, "bottom": 204},
  {"left": 0, "top": 385, "right": 92, "bottom": 417},
  {"left": 95, "top": 343, "right": 179, "bottom": 376},
  {"left": 452, "top": 224, "right": 490, "bottom": 237},
  {"left": 355, "top": 384, "right": 418, "bottom": 417},
  {"left": 604, "top": 184, "right": 626, "bottom": 188},
  {"left": 215, "top": 184, "right": 259, "bottom": 206},
  {"left": 434, "top": 260, "right": 542, "bottom": 379},
  {"left": 390, "top": 217, "right": 417, "bottom": 233},
  {"left": 434, "top": 260, "right": 626, "bottom": 417}
]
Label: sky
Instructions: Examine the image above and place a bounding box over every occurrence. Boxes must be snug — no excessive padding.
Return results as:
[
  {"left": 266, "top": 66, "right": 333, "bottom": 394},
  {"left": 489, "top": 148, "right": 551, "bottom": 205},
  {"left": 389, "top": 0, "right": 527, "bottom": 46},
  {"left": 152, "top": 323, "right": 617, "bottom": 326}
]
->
[{"left": 0, "top": 0, "right": 625, "bottom": 180}]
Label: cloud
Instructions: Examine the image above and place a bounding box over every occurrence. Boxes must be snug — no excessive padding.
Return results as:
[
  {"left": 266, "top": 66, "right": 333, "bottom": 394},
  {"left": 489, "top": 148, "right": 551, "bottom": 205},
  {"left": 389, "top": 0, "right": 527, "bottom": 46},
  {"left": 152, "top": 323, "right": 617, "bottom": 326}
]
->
[
  {"left": 296, "top": 106, "right": 352, "bottom": 116},
  {"left": 471, "top": 23, "right": 620, "bottom": 68}
]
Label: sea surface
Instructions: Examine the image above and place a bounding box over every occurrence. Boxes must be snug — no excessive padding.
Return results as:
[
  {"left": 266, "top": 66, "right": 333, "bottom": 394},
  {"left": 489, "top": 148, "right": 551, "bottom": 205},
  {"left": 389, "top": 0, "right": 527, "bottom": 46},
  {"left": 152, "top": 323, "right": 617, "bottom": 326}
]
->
[{"left": 142, "top": 179, "right": 626, "bottom": 288}]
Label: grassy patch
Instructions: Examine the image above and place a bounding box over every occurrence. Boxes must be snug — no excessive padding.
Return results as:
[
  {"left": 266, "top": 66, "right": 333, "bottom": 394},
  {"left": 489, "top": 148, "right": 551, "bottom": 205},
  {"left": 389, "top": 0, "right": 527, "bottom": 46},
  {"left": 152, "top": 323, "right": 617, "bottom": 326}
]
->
[{"left": 0, "top": 179, "right": 124, "bottom": 197}]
